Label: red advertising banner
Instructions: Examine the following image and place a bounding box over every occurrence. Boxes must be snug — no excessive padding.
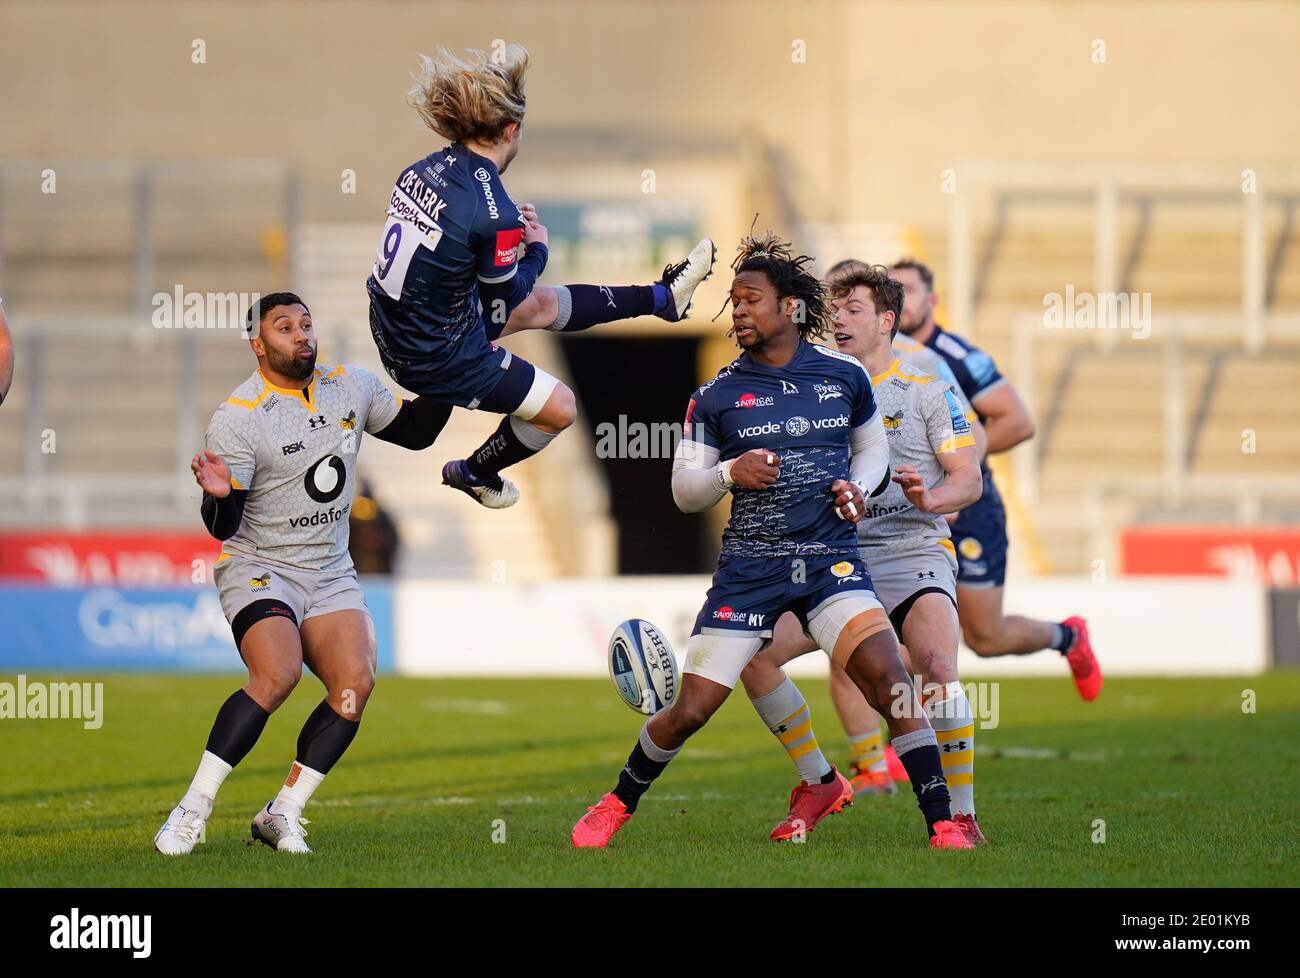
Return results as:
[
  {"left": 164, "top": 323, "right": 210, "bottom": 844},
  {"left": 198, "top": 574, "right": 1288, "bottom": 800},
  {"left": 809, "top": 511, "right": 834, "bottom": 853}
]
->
[
  {"left": 1120, "top": 526, "right": 1300, "bottom": 585},
  {"left": 0, "top": 533, "right": 222, "bottom": 585}
]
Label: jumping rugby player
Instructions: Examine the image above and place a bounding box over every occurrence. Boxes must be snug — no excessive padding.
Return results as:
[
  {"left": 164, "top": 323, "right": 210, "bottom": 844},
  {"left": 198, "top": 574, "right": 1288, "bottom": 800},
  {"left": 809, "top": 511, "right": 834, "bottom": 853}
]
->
[{"left": 368, "top": 45, "right": 714, "bottom": 510}]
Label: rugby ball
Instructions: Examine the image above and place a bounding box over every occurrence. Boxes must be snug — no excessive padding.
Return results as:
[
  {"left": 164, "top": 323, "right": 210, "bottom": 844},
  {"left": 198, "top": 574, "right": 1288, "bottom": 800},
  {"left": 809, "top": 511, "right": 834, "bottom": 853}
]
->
[{"left": 608, "top": 619, "right": 678, "bottom": 715}]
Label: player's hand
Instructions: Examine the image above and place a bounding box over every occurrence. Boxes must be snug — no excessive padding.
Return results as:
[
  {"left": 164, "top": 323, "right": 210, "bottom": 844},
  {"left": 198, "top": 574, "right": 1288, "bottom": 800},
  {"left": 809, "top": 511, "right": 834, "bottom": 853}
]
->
[
  {"left": 729, "top": 449, "right": 781, "bottom": 490},
  {"left": 192, "top": 450, "right": 232, "bottom": 498},
  {"left": 829, "top": 478, "right": 866, "bottom": 523},
  {"left": 892, "top": 464, "right": 933, "bottom": 511},
  {"left": 521, "top": 202, "right": 548, "bottom": 247}
]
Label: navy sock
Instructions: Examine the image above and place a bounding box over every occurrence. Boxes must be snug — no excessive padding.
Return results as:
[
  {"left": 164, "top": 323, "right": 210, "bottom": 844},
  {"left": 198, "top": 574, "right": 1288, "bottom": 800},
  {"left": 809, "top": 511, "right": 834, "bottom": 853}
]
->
[
  {"left": 205, "top": 689, "right": 270, "bottom": 768},
  {"left": 560, "top": 284, "right": 655, "bottom": 331},
  {"left": 892, "top": 728, "right": 953, "bottom": 833},
  {"left": 1050, "top": 623, "right": 1076, "bottom": 653},
  {"left": 612, "top": 726, "right": 679, "bottom": 813},
  {"left": 296, "top": 699, "right": 360, "bottom": 775},
  {"left": 466, "top": 416, "right": 554, "bottom": 482}
]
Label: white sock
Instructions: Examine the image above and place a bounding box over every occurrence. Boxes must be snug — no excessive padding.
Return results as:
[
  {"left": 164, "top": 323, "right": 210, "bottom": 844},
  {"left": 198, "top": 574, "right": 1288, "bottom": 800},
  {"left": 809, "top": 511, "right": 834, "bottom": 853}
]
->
[
  {"left": 927, "top": 682, "right": 975, "bottom": 815},
  {"left": 271, "top": 762, "right": 326, "bottom": 819},
  {"left": 750, "top": 677, "right": 833, "bottom": 784},
  {"left": 179, "top": 750, "right": 232, "bottom": 817}
]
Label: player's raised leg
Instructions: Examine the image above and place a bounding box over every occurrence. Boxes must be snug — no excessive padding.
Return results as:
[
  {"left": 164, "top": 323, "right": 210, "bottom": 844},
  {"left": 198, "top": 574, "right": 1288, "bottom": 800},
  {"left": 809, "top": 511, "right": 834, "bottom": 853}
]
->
[
  {"left": 250, "top": 607, "right": 376, "bottom": 854},
  {"left": 572, "top": 633, "right": 759, "bottom": 848},
  {"left": 155, "top": 611, "right": 302, "bottom": 855},
  {"left": 440, "top": 354, "right": 576, "bottom": 508},
  {"left": 958, "top": 586, "right": 1101, "bottom": 700},
  {"left": 495, "top": 237, "right": 717, "bottom": 339}
]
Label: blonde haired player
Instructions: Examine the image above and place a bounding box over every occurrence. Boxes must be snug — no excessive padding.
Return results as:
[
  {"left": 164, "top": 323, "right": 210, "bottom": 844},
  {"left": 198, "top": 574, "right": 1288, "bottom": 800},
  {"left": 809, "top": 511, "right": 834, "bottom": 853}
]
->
[
  {"left": 155, "top": 294, "right": 453, "bottom": 855},
  {"left": 368, "top": 45, "right": 715, "bottom": 509},
  {"left": 738, "top": 263, "right": 990, "bottom": 844}
]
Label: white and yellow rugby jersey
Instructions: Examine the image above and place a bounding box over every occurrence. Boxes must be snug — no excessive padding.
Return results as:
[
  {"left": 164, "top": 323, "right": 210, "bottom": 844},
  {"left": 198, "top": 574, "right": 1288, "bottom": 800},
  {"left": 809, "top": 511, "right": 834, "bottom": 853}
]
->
[
  {"left": 858, "top": 356, "right": 976, "bottom": 556},
  {"left": 205, "top": 363, "right": 401, "bottom": 573}
]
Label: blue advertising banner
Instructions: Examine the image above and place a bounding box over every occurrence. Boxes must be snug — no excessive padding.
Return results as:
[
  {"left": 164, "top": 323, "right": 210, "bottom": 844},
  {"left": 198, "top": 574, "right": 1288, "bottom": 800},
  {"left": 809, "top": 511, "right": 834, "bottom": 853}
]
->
[{"left": 0, "top": 580, "right": 396, "bottom": 673}]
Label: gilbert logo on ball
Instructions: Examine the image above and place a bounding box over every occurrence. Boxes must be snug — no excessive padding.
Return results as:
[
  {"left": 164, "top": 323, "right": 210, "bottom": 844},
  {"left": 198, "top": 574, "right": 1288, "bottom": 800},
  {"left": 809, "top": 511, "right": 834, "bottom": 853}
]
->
[{"left": 608, "top": 619, "right": 678, "bottom": 715}]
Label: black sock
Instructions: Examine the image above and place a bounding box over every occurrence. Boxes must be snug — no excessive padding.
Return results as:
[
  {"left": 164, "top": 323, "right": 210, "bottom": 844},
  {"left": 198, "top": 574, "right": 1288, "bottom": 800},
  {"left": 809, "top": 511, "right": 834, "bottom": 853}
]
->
[
  {"left": 893, "top": 731, "right": 953, "bottom": 833},
  {"left": 296, "top": 699, "right": 361, "bottom": 775},
  {"left": 1051, "top": 622, "right": 1077, "bottom": 653},
  {"left": 560, "top": 284, "right": 655, "bottom": 331},
  {"left": 205, "top": 689, "right": 271, "bottom": 767},
  {"left": 466, "top": 415, "right": 552, "bottom": 482},
  {"left": 612, "top": 728, "right": 678, "bottom": 814},
  {"left": 819, "top": 768, "right": 838, "bottom": 785}
]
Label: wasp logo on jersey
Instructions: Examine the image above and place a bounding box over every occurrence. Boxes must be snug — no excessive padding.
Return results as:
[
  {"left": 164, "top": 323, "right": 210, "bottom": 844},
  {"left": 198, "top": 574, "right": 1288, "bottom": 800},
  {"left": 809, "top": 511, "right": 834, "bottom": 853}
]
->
[
  {"left": 883, "top": 412, "right": 904, "bottom": 429},
  {"left": 339, "top": 410, "right": 358, "bottom": 431}
]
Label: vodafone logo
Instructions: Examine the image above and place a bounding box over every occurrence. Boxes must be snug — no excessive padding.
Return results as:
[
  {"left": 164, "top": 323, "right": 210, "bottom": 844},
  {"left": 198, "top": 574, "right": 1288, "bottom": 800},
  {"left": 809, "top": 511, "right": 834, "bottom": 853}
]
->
[{"left": 304, "top": 455, "right": 346, "bottom": 503}]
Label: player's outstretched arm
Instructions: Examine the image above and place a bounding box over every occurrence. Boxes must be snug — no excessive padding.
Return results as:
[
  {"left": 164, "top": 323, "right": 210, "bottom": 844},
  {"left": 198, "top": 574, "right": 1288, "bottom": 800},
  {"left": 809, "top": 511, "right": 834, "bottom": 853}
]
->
[
  {"left": 193, "top": 450, "right": 247, "bottom": 540},
  {"left": 370, "top": 396, "right": 454, "bottom": 451},
  {"left": 972, "top": 383, "right": 1034, "bottom": 454},
  {"left": 894, "top": 446, "right": 983, "bottom": 515}
]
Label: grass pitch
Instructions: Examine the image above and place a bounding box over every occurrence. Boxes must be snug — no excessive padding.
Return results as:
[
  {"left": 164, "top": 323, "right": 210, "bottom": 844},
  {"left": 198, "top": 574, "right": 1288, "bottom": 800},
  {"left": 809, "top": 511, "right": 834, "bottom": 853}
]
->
[{"left": 2, "top": 673, "right": 1297, "bottom": 887}]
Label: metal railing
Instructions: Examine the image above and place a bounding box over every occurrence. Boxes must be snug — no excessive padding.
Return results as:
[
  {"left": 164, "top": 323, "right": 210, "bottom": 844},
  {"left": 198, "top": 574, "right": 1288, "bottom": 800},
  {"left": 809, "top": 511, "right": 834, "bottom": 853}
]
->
[
  {"left": 1011, "top": 311, "right": 1300, "bottom": 509},
  {"left": 949, "top": 161, "right": 1300, "bottom": 351}
]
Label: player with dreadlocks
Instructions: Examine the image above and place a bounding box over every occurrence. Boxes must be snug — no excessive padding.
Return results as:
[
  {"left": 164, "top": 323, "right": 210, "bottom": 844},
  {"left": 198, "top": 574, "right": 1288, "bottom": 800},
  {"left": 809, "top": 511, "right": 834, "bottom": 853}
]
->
[{"left": 571, "top": 230, "right": 974, "bottom": 850}]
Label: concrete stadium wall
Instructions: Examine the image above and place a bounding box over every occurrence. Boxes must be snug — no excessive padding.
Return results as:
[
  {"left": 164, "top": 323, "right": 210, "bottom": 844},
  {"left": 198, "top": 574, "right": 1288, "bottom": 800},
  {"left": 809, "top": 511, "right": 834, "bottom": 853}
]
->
[{"left": 3, "top": 1, "right": 1297, "bottom": 229}]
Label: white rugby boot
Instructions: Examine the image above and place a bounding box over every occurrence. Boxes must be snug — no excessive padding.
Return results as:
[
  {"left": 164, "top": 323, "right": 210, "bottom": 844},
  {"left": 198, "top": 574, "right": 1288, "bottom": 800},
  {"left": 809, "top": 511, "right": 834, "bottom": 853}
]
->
[
  {"left": 656, "top": 238, "right": 717, "bottom": 321},
  {"left": 154, "top": 803, "right": 208, "bottom": 855},
  {"left": 441, "top": 459, "right": 520, "bottom": 509},
  {"left": 250, "top": 803, "right": 312, "bottom": 854}
]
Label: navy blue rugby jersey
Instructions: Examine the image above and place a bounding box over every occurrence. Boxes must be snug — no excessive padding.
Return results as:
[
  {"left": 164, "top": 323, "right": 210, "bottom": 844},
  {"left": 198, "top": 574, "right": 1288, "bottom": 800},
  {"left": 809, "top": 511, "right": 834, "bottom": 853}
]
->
[
  {"left": 683, "top": 341, "right": 880, "bottom": 560},
  {"left": 922, "top": 324, "right": 1006, "bottom": 421},
  {"left": 366, "top": 143, "right": 525, "bottom": 362}
]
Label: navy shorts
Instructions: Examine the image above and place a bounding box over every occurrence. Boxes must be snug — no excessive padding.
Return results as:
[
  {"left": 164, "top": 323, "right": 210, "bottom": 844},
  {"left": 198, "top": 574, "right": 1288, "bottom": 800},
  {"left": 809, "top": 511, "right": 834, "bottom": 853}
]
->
[
  {"left": 693, "top": 552, "right": 878, "bottom": 640},
  {"left": 369, "top": 302, "right": 533, "bottom": 413},
  {"left": 951, "top": 468, "right": 1008, "bottom": 588}
]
